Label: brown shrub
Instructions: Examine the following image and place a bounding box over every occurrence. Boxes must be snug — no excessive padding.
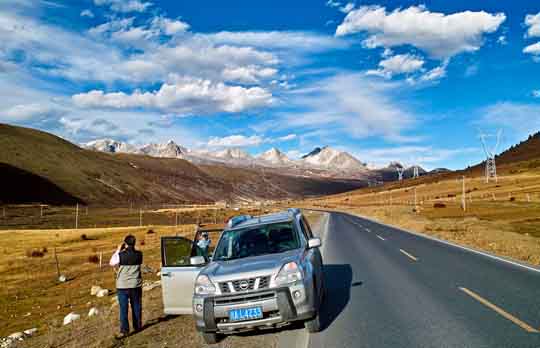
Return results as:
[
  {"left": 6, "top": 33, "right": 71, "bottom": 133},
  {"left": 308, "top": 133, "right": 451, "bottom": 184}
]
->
[
  {"left": 81, "top": 234, "right": 89, "bottom": 240},
  {"left": 447, "top": 194, "right": 456, "bottom": 198},
  {"left": 26, "top": 249, "right": 45, "bottom": 258},
  {"left": 87, "top": 254, "right": 99, "bottom": 264},
  {"left": 509, "top": 197, "right": 516, "bottom": 202},
  {"left": 146, "top": 229, "right": 155, "bottom": 234},
  {"left": 433, "top": 202, "right": 447, "bottom": 208},
  {"left": 140, "top": 240, "right": 145, "bottom": 246}
]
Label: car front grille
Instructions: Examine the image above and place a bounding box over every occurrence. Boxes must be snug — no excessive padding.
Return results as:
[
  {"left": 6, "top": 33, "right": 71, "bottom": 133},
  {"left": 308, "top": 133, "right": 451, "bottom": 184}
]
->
[
  {"left": 219, "top": 275, "right": 271, "bottom": 293},
  {"left": 214, "top": 292, "right": 275, "bottom": 305}
]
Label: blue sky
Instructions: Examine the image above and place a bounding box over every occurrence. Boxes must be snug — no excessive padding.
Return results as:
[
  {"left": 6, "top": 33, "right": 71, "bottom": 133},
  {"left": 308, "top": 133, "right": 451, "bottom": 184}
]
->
[{"left": 1, "top": 0, "right": 540, "bottom": 169}]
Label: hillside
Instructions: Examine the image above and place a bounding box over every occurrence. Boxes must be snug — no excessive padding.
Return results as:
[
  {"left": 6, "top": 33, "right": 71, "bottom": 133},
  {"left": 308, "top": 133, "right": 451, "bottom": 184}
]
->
[{"left": 0, "top": 124, "right": 363, "bottom": 205}]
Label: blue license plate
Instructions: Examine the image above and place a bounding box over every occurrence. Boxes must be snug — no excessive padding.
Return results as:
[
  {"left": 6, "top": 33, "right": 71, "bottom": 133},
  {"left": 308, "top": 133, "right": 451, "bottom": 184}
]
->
[{"left": 229, "top": 307, "right": 263, "bottom": 322}]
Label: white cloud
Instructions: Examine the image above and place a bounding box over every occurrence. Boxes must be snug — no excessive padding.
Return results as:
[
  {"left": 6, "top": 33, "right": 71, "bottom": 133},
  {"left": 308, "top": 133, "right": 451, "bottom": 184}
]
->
[
  {"left": 525, "top": 12, "right": 540, "bottom": 38},
  {"left": 482, "top": 102, "right": 540, "bottom": 140},
  {"left": 80, "top": 9, "right": 94, "bottom": 18},
  {"left": 72, "top": 77, "right": 273, "bottom": 114},
  {"left": 3, "top": 103, "right": 61, "bottom": 121},
  {"left": 420, "top": 62, "right": 447, "bottom": 82},
  {"left": 276, "top": 73, "right": 417, "bottom": 142},
  {"left": 151, "top": 16, "right": 190, "bottom": 35},
  {"left": 326, "top": 0, "right": 341, "bottom": 9},
  {"left": 285, "top": 150, "right": 302, "bottom": 159},
  {"left": 278, "top": 134, "right": 297, "bottom": 141},
  {"left": 523, "top": 42, "right": 540, "bottom": 57},
  {"left": 367, "top": 54, "right": 424, "bottom": 78},
  {"left": 497, "top": 35, "right": 507, "bottom": 45},
  {"left": 201, "top": 31, "right": 348, "bottom": 52},
  {"left": 222, "top": 65, "right": 277, "bottom": 84},
  {"left": 340, "top": 3, "right": 355, "bottom": 14},
  {"left": 355, "top": 146, "right": 477, "bottom": 169},
  {"left": 532, "top": 90, "right": 540, "bottom": 98},
  {"left": 93, "top": 0, "right": 152, "bottom": 13},
  {"left": 207, "top": 135, "right": 264, "bottom": 147},
  {"left": 336, "top": 5, "right": 506, "bottom": 59}
]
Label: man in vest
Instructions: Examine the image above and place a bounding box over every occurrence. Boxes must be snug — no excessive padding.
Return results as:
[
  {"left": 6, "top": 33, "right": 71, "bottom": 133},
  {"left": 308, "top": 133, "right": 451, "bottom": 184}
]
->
[{"left": 109, "top": 234, "right": 143, "bottom": 338}]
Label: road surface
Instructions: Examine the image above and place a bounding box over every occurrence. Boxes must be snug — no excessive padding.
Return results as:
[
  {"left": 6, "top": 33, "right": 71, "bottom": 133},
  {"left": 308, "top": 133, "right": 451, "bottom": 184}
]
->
[{"left": 281, "top": 212, "right": 540, "bottom": 348}]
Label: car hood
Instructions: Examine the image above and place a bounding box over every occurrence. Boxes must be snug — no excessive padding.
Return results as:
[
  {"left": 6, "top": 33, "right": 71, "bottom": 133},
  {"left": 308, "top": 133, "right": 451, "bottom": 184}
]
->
[{"left": 205, "top": 249, "right": 300, "bottom": 281}]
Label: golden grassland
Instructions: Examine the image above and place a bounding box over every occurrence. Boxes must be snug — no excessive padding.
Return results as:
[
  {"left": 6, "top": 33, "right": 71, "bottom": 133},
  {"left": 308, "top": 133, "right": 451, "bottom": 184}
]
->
[
  {"left": 0, "top": 207, "right": 289, "bottom": 347},
  {"left": 298, "top": 170, "right": 540, "bottom": 267}
]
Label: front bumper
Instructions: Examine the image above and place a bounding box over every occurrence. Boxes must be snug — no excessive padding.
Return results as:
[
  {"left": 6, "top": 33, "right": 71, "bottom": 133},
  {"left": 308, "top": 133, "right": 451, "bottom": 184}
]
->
[{"left": 194, "top": 285, "right": 315, "bottom": 333}]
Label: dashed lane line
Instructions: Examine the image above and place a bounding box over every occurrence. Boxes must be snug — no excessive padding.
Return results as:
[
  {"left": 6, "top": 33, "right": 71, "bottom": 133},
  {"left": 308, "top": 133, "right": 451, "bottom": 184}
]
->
[
  {"left": 459, "top": 287, "right": 538, "bottom": 333},
  {"left": 376, "top": 235, "right": 386, "bottom": 241},
  {"left": 399, "top": 249, "right": 418, "bottom": 261}
]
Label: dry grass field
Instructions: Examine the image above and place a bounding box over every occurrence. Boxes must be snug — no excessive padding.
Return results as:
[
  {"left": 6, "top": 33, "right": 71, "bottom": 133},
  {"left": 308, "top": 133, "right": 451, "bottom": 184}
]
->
[
  {"left": 0, "top": 206, "right": 290, "bottom": 347},
  {"left": 298, "top": 169, "right": 540, "bottom": 267}
]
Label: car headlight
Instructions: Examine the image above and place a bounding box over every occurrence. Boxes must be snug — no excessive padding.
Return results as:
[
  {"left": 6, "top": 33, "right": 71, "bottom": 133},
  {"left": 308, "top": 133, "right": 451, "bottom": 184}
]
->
[
  {"left": 275, "top": 261, "right": 303, "bottom": 285},
  {"left": 194, "top": 274, "right": 216, "bottom": 295}
]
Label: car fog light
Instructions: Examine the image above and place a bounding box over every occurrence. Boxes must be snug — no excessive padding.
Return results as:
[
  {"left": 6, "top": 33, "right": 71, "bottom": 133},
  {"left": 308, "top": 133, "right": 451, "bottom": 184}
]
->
[
  {"left": 293, "top": 290, "right": 301, "bottom": 299},
  {"left": 195, "top": 304, "right": 203, "bottom": 312}
]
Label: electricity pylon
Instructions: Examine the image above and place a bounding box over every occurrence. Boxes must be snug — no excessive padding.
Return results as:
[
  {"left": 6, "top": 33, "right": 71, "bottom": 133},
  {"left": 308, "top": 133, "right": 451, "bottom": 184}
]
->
[{"left": 479, "top": 129, "right": 502, "bottom": 183}]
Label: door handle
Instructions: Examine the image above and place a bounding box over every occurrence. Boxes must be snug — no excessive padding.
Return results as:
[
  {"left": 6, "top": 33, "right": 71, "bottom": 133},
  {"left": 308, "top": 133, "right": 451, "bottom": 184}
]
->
[{"left": 161, "top": 272, "right": 172, "bottom": 277}]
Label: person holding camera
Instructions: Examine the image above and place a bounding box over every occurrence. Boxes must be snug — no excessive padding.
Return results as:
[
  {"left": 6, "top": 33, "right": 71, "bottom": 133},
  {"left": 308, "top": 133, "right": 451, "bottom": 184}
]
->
[{"left": 109, "top": 234, "right": 143, "bottom": 338}]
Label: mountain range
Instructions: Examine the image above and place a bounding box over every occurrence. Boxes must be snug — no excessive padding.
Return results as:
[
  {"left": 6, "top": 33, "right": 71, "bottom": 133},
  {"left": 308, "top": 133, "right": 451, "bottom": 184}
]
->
[{"left": 84, "top": 139, "right": 374, "bottom": 176}]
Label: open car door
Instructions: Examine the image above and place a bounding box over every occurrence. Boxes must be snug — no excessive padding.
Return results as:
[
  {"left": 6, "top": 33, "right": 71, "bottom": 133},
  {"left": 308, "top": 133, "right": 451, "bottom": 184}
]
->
[{"left": 160, "top": 236, "right": 204, "bottom": 315}]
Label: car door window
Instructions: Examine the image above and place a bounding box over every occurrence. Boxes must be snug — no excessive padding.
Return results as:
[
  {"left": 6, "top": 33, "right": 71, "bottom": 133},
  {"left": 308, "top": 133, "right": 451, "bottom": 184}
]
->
[{"left": 161, "top": 236, "right": 196, "bottom": 267}]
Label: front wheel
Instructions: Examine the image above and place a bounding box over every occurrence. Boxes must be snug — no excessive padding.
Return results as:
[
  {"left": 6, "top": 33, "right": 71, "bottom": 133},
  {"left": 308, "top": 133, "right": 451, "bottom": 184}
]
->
[
  {"left": 304, "top": 311, "right": 322, "bottom": 333},
  {"left": 201, "top": 332, "right": 220, "bottom": 344}
]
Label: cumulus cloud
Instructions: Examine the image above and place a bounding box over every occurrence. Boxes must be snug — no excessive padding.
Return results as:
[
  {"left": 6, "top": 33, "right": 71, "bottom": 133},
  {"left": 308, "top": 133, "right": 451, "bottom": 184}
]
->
[
  {"left": 523, "top": 42, "right": 540, "bottom": 58},
  {"left": 525, "top": 12, "right": 540, "bottom": 38},
  {"left": 222, "top": 65, "right": 277, "bottom": 84},
  {"left": 151, "top": 16, "right": 190, "bottom": 35},
  {"left": 207, "top": 135, "right": 264, "bottom": 147},
  {"left": 366, "top": 54, "right": 424, "bottom": 78},
  {"left": 72, "top": 77, "right": 273, "bottom": 114},
  {"left": 336, "top": 5, "right": 506, "bottom": 59},
  {"left": 3, "top": 103, "right": 62, "bottom": 121},
  {"left": 93, "top": 0, "right": 152, "bottom": 13},
  {"left": 532, "top": 90, "right": 540, "bottom": 98}
]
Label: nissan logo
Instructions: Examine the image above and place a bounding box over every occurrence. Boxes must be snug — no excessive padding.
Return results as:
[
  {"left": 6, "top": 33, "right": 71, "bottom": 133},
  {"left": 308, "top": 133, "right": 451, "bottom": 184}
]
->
[{"left": 239, "top": 280, "right": 249, "bottom": 290}]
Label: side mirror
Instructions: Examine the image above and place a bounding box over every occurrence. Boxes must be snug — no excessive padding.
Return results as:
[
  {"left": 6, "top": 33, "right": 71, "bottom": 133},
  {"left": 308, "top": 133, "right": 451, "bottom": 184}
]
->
[
  {"left": 190, "top": 256, "right": 206, "bottom": 266},
  {"left": 308, "top": 237, "right": 321, "bottom": 249}
]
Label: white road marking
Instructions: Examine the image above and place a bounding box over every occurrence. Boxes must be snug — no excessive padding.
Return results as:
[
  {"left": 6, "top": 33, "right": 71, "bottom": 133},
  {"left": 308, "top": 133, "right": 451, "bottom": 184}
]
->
[
  {"left": 400, "top": 249, "right": 418, "bottom": 261},
  {"left": 459, "top": 287, "right": 539, "bottom": 333},
  {"left": 376, "top": 235, "right": 386, "bottom": 241},
  {"left": 365, "top": 228, "right": 371, "bottom": 233},
  {"left": 346, "top": 213, "right": 540, "bottom": 274}
]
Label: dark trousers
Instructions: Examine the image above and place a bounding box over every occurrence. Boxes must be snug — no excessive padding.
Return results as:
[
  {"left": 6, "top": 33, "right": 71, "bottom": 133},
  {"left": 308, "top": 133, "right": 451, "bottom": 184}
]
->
[{"left": 117, "top": 287, "right": 142, "bottom": 333}]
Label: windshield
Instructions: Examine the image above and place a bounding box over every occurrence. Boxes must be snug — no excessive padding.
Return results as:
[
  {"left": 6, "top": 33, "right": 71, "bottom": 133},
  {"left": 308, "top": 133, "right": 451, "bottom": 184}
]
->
[{"left": 213, "top": 221, "right": 300, "bottom": 261}]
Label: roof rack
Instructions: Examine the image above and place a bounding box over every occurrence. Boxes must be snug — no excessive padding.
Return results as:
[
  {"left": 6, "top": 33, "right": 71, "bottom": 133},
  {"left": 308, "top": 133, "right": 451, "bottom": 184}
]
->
[{"left": 227, "top": 215, "right": 252, "bottom": 228}]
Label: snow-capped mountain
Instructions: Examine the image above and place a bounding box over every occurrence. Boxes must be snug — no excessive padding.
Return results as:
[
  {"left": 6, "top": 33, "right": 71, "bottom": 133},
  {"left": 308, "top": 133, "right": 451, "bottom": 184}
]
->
[
  {"left": 213, "top": 148, "right": 253, "bottom": 160},
  {"left": 140, "top": 140, "right": 186, "bottom": 158},
  {"left": 301, "top": 146, "right": 367, "bottom": 172},
  {"left": 84, "top": 139, "right": 140, "bottom": 154},
  {"left": 258, "top": 148, "right": 291, "bottom": 165}
]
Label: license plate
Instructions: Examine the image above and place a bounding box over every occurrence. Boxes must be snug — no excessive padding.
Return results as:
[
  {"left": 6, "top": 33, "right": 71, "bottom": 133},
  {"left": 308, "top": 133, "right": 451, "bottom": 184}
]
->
[{"left": 228, "top": 307, "right": 263, "bottom": 322}]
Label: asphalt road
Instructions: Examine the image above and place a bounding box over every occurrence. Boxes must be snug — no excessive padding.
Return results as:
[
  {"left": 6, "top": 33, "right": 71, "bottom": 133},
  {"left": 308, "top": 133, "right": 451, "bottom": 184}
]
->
[{"left": 296, "top": 212, "right": 540, "bottom": 348}]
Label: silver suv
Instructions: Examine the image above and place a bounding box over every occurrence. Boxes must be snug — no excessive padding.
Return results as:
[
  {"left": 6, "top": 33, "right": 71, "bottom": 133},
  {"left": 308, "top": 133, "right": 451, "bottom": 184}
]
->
[{"left": 160, "top": 208, "right": 324, "bottom": 344}]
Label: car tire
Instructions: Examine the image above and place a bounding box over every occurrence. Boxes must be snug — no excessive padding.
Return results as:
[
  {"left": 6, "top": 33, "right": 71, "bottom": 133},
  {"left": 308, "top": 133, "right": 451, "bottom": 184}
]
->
[
  {"left": 305, "top": 310, "right": 322, "bottom": 333},
  {"left": 201, "top": 332, "right": 220, "bottom": 344}
]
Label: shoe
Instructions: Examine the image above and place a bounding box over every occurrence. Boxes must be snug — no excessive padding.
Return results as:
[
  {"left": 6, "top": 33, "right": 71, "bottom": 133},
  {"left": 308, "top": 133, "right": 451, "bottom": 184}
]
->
[{"left": 114, "top": 332, "right": 129, "bottom": 340}]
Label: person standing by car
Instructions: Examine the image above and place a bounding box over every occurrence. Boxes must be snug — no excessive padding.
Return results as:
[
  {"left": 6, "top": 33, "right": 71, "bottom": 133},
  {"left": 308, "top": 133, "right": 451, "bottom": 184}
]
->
[
  {"left": 197, "top": 232, "right": 211, "bottom": 260},
  {"left": 109, "top": 234, "right": 143, "bottom": 338}
]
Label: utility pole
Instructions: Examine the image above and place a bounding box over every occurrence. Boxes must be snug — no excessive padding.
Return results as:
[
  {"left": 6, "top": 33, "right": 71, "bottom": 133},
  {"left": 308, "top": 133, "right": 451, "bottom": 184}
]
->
[
  {"left": 461, "top": 176, "right": 466, "bottom": 211},
  {"left": 139, "top": 208, "right": 143, "bottom": 227},
  {"left": 75, "top": 203, "right": 79, "bottom": 229},
  {"left": 414, "top": 187, "right": 417, "bottom": 211}
]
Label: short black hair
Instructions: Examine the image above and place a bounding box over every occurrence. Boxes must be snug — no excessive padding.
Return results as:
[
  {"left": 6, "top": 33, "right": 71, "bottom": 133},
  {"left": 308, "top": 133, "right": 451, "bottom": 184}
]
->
[{"left": 124, "top": 234, "right": 136, "bottom": 246}]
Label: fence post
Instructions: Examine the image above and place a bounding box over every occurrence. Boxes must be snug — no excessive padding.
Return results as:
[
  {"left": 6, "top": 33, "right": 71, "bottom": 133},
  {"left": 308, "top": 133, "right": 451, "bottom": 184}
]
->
[
  {"left": 139, "top": 208, "right": 143, "bottom": 227},
  {"left": 75, "top": 204, "right": 79, "bottom": 229},
  {"left": 99, "top": 251, "right": 103, "bottom": 270},
  {"left": 54, "top": 248, "right": 61, "bottom": 279}
]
